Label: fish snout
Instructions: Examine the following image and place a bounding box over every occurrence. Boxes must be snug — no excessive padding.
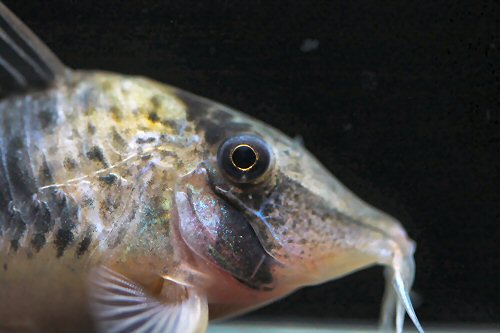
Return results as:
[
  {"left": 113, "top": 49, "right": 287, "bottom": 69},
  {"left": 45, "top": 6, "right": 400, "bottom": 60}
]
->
[{"left": 267, "top": 176, "right": 416, "bottom": 287}]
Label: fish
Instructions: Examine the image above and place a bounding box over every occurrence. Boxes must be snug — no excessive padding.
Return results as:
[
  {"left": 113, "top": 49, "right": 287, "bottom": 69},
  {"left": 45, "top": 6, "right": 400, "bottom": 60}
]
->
[{"left": 0, "top": 3, "right": 425, "bottom": 333}]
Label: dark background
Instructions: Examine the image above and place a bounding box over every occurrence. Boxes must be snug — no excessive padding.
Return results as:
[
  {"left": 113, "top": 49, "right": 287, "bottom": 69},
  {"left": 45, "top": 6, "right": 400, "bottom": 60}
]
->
[{"left": 5, "top": 0, "right": 499, "bottom": 326}]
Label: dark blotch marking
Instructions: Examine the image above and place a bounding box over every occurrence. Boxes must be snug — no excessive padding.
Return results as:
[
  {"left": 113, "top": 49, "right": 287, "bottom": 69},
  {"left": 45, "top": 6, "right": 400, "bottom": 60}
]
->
[
  {"left": 0, "top": 146, "right": 11, "bottom": 211},
  {"left": 141, "top": 153, "right": 152, "bottom": 161},
  {"left": 176, "top": 90, "right": 239, "bottom": 144},
  {"left": 197, "top": 119, "right": 226, "bottom": 145},
  {"left": 3, "top": 264, "right": 7, "bottom": 271},
  {"left": 178, "top": 89, "right": 252, "bottom": 143},
  {"left": 32, "top": 201, "right": 52, "bottom": 229},
  {"left": 31, "top": 200, "right": 52, "bottom": 252},
  {"left": 10, "top": 239, "right": 20, "bottom": 251},
  {"left": 7, "top": 136, "right": 38, "bottom": 198},
  {"left": 111, "top": 127, "right": 128, "bottom": 149},
  {"left": 38, "top": 155, "right": 54, "bottom": 186},
  {"left": 87, "top": 122, "right": 96, "bottom": 135},
  {"left": 53, "top": 192, "right": 78, "bottom": 257},
  {"left": 179, "top": 90, "right": 209, "bottom": 122},
  {"left": 9, "top": 135, "right": 24, "bottom": 150},
  {"left": 175, "top": 159, "right": 184, "bottom": 169},
  {"left": 86, "top": 145, "right": 109, "bottom": 167},
  {"left": 63, "top": 156, "right": 78, "bottom": 171},
  {"left": 110, "top": 106, "right": 123, "bottom": 121},
  {"left": 76, "top": 228, "right": 93, "bottom": 258},
  {"left": 226, "top": 121, "right": 252, "bottom": 132},
  {"left": 99, "top": 196, "right": 120, "bottom": 219},
  {"left": 148, "top": 111, "right": 160, "bottom": 123},
  {"left": 38, "top": 109, "right": 56, "bottom": 130},
  {"left": 82, "top": 196, "right": 94, "bottom": 208},
  {"left": 196, "top": 117, "right": 252, "bottom": 146},
  {"left": 161, "top": 119, "right": 183, "bottom": 133},
  {"left": 7, "top": 211, "right": 26, "bottom": 252},
  {"left": 98, "top": 173, "right": 118, "bottom": 185},
  {"left": 56, "top": 191, "right": 67, "bottom": 206},
  {"left": 54, "top": 228, "right": 74, "bottom": 258},
  {"left": 136, "top": 137, "right": 156, "bottom": 144},
  {"left": 150, "top": 95, "right": 162, "bottom": 108},
  {"left": 159, "top": 150, "right": 178, "bottom": 159},
  {"left": 31, "top": 233, "right": 46, "bottom": 252},
  {"left": 213, "top": 109, "right": 234, "bottom": 122}
]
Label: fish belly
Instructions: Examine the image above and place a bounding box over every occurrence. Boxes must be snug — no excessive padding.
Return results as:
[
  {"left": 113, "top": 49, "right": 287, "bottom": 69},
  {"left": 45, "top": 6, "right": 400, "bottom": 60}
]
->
[{"left": 0, "top": 248, "right": 95, "bottom": 333}]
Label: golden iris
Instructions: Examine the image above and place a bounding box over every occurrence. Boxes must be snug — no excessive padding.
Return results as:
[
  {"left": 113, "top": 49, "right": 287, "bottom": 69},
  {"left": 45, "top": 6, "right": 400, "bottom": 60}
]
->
[{"left": 230, "top": 144, "right": 259, "bottom": 171}]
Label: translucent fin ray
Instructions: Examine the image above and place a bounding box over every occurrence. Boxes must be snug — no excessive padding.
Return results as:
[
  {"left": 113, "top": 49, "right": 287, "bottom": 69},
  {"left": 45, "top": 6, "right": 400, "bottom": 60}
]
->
[
  {"left": 89, "top": 266, "right": 208, "bottom": 333},
  {"left": 0, "top": 2, "right": 66, "bottom": 97}
]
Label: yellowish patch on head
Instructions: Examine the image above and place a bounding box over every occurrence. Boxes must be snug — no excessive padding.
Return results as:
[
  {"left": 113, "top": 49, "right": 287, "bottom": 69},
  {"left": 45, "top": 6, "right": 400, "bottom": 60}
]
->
[{"left": 80, "top": 74, "right": 188, "bottom": 141}]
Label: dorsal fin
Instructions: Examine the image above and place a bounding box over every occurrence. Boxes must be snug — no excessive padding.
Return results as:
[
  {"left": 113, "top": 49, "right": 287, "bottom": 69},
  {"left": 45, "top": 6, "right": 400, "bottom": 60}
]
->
[{"left": 0, "top": 2, "right": 66, "bottom": 97}]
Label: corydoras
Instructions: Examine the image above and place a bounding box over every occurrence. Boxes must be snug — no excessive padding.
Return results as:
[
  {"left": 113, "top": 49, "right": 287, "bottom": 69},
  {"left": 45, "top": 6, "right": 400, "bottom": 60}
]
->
[{"left": 0, "top": 3, "right": 424, "bottom": 333}]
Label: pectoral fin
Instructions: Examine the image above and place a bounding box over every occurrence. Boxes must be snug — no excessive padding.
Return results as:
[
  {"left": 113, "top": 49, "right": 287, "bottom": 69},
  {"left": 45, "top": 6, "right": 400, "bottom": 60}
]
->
[{"left": 89, "top": 267, "right": 208, "bottom": 333}]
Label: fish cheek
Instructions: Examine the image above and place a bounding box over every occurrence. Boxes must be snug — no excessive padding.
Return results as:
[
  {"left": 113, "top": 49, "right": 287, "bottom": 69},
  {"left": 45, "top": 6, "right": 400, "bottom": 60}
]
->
[{"left": 175, "top": 183, "right": 274, "bottom": 291}]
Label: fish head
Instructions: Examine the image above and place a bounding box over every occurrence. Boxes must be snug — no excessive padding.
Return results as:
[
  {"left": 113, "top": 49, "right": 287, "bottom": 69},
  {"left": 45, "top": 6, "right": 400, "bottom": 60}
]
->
[
  {"left": 0, "top": 0, "right": 423, "bottom": 329},
  {"left": 173, "top": 90, "right": 423, "bottom": 331}
]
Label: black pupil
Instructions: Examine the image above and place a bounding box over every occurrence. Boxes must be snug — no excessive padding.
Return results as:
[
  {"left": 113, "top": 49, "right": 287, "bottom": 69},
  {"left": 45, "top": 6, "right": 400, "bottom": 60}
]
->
[{"left": 231, "top": 145, "right": 257, "bottom": 170}]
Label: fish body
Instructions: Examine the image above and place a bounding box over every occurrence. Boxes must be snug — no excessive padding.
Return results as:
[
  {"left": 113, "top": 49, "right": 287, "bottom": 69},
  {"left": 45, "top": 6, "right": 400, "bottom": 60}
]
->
[
  {"left": 0, "top": 3, "right": 424, "bottom": 333},
  {"left": 0, "top": 73, "right": 196, "bottom": 331}
]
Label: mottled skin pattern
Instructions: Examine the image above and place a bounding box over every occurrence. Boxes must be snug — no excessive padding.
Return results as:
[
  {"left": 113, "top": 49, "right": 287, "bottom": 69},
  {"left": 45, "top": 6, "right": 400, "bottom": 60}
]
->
[
  {"left": 0, "top": 70, "right": 420, "bottom": 332},
  {"left": 0, "top": 72, "right": 204, "bottom": 331}
]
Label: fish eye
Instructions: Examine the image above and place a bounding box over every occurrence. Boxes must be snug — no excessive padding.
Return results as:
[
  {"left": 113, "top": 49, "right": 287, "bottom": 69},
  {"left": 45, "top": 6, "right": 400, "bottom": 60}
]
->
[{"left": 217, "top": 134, "right": 273, "bottom": 184}]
